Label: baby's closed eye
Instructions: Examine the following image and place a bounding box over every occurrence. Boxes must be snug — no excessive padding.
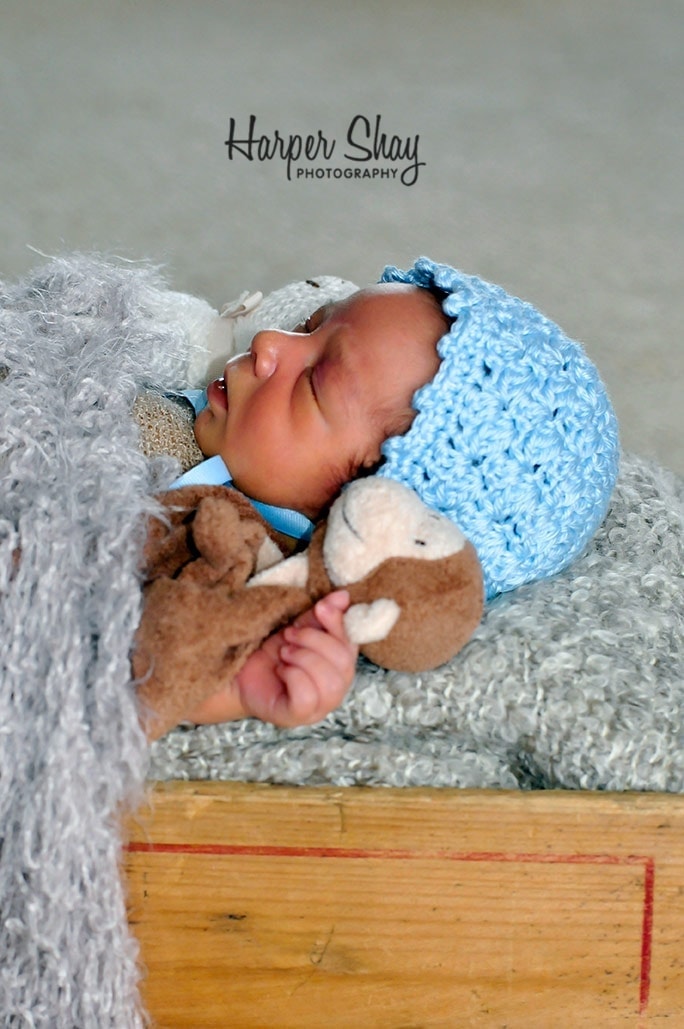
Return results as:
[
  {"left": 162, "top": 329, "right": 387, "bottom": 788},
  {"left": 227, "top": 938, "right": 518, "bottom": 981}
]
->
[{"left": 295, "top": 305, "right": 330, "bottom": 335}]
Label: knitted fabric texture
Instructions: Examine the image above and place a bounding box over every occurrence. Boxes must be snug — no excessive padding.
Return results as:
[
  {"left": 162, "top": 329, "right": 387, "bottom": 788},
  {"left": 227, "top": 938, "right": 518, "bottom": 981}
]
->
[
  {"left": 133, "top": 391, "right": 204, "bottom": 472},
  {"left": 0, "top": 254, "right": 197, "bottom": 1027},
  {"left": 224, "top": 275, "right": 359, "bottom": 352},
  {"left": 378, "top": 257, "right": 620, "bottom": 599}
]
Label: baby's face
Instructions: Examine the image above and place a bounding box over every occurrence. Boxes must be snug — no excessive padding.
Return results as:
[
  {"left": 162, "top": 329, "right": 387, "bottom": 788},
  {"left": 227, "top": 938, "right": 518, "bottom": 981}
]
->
[{"left": 193, "top": 283, "right": 445, "bottom": 519}]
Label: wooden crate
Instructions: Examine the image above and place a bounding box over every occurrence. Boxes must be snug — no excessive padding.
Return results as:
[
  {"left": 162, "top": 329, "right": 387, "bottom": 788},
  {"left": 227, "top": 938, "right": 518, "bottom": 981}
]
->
[{"left": 124, "top": 783, "right": 684, "bottom": 1027}]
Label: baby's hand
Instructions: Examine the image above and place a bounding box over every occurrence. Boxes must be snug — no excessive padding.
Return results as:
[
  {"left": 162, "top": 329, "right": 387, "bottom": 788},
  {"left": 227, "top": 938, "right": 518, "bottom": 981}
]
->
[
  {"left": 185, "top": 591, "right": 358, "bottom": 728},
  {"left": 237, "top": 590, "right": 358, "bottom": 727}
]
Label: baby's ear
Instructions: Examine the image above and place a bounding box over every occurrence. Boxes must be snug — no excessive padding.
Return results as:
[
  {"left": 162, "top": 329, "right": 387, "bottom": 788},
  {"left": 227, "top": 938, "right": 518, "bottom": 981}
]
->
[{"left": 357, "top": 445, "right": 384, "bottom": 474}]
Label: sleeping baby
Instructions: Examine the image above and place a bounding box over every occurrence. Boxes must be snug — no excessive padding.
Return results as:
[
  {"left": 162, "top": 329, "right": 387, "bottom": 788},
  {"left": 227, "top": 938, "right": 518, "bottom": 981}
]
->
[{"left": 132, "top": 256, "right": 620, "bottom": 735}]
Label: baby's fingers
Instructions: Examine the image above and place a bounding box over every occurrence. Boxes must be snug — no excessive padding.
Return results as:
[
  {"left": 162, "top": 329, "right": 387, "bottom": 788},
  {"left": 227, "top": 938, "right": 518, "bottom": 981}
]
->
[
  {"left": 269, "top": 664, "right": 321, "bottom": 725},
  {"left": 279, "top": 639, "right": 356, "bottom": 722},
  {"left": 284, "top": 610, "right": 358, "bottom": 680},
  {"left": 300, "top": 590, "right": 351, "bottom": 640},
  {"left": 239, "top": 592, "right": 358, "bottom": 729}
]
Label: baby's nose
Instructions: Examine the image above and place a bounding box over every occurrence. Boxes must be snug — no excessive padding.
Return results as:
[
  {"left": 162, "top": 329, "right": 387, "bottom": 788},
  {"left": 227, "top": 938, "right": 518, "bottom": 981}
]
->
[{"left": 251, "top": 330, "right": 310, "bottom": 379}]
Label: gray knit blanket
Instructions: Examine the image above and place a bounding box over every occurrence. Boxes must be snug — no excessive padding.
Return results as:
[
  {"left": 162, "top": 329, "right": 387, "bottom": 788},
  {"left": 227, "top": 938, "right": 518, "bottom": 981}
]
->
[{"left": 1, "top": 254, "right": 682, "bottom": 1026}]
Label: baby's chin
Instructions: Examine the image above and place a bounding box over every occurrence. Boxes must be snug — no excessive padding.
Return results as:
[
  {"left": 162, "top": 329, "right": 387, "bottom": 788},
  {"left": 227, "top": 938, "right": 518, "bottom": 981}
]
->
[{"left": 192, "top": 408, "right": 217, "bottom": 457}]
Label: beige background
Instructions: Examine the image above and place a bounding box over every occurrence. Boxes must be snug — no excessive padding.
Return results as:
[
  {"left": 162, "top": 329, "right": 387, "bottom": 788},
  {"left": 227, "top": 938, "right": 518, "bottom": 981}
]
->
[{"left": 1, "top": 0, "right": 682, "bottom": 474}]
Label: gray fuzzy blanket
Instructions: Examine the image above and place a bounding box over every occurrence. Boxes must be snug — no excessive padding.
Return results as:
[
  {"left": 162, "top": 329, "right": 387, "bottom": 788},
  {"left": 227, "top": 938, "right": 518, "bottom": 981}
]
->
[
  {"left": 1, "top": 254, "right": 682, "bottom": 1026},
  {"left": 0, "top": 255, "right": 191, "bottom": 1027}
]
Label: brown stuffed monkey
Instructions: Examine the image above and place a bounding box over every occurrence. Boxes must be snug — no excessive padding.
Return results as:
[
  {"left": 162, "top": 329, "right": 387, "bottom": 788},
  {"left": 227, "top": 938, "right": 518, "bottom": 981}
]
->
[{"left": 133, "top": 477, "right": 483, "bottom": 741}]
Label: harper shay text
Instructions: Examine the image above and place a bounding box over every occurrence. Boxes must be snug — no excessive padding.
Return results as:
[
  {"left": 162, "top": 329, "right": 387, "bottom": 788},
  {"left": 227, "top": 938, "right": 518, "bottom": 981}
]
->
[{"left": 224, "top": 115, "right": 425, "bottom": 186}]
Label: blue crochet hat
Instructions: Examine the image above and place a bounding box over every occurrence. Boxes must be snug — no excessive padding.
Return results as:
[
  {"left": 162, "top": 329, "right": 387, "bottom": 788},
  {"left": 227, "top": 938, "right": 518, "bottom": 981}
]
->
[{"left": 378, "top": 257, "right": 620, "bottom": 601}]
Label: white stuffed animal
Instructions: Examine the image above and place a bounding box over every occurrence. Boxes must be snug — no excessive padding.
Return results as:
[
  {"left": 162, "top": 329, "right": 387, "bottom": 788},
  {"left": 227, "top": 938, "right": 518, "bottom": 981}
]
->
[
  {"left": 249, "top": 477, "right": 484, "bottom": 671},
  {"left": 186, "top": 275, "right": 359, "bottom": 386}
]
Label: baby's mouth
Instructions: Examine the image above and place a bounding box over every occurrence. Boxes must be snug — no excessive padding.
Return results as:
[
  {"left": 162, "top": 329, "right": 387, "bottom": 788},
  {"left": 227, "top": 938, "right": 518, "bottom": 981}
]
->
[{"left": 207, "top": 376, "right": 228, "bottom": 411}]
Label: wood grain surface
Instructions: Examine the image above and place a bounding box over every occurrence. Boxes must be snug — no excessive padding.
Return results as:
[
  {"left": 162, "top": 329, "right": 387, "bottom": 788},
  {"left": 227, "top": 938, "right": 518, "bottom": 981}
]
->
[{"left": 124, "top": 783, "right": 684, "bottom": 1027}]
